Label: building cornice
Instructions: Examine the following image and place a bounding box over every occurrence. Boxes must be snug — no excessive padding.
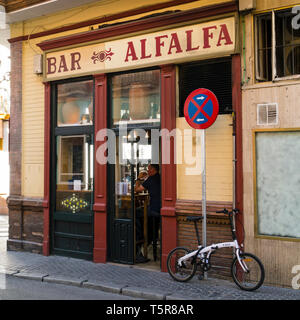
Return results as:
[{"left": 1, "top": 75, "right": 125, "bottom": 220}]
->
[{"left": 8, "top": 1, "right": 238, "bottom": 46}]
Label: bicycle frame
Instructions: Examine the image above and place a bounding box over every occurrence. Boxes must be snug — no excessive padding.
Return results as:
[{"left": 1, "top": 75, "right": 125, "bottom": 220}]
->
[
  {"left": 178, "top": 209, "right": 249, "bottom": 273},
  {"left": 178, "top": 240, "right": 248, "bottom": 273}
]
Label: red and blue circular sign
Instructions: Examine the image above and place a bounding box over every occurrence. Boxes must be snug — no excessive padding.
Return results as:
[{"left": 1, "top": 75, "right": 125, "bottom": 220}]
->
[{"left": 184, "top": 88, "right": 219, "bottom": 130}]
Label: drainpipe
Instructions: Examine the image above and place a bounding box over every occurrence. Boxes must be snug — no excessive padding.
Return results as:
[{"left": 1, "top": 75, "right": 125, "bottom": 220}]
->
[{"left": 241, "top": 14, "right": 250, "bottom": 86}]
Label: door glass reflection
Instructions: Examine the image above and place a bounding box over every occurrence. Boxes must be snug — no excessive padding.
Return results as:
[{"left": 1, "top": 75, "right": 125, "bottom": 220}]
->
[
  {"left": 114, "top": 131, "right": 152, "bottom": 220},
  {"left": 56, "top": 135, "right": 93, "bottom": 213}
]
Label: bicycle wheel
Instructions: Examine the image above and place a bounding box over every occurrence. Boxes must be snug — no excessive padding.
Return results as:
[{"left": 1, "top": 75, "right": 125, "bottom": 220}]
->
[
  {"left": 231, "top": 252, "right": 265, "bottom": 291},
  {"left": 167, "top": 247, "right": 197, "bottom": 282}
]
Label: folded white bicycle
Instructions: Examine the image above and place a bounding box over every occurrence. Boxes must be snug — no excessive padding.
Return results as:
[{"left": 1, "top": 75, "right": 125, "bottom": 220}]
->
[{"left": 167, "top": 208, "right": 265, "bottom": 291}]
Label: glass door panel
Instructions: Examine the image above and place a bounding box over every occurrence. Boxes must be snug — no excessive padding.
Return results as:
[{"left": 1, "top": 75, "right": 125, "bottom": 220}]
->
[
  {"left": 56, "top": 135, "right": 93, "bottom": 213},
  {"left": 111, "top": 69, "right": 160, "bottom": 127},
  {"left": 114, "top": 131, "right": 152, "bottom": 221},
  {"left": 110, "top": 130, "right": 154, "bottom": 264},
  {"left": 57, "top": 80, "right": 93, "bottom": 127}
]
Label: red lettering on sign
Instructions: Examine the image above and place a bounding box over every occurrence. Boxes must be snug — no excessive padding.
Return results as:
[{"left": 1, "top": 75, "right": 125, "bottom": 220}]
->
[
  {"left": 71, "top": 52, "right": 81, "bottom": 70},
  {"left": 125, "top": 41, "right": 138, "bottom": 62},
  {"left": 58, "top": 55, "right": 68, "bottom": 73},
  {"left": 168, "top": 33, "right": 183, "bottom": 55},
  {"left": 155, "top": 35, "right": 168, "bottom": 57},
  {"left": 202, "top": 25, "right": 217, "bottom": 49},
  {"left": 186, "top": 30, "right": 199, "bottom": 52},
  {"left": 47, "top": 57, "right": 56, "bottom": 74},
  {"left": 140, "top": 39, "right": 152, "bottom": 59},
  {"left": 217, "top": 24, "right": 233, "bottom": 46}
]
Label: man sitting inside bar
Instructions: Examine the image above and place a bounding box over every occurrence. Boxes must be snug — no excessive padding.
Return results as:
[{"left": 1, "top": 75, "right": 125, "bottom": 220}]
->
[{"left": 135, "top": 164, "right": 161, "bottom": 263}]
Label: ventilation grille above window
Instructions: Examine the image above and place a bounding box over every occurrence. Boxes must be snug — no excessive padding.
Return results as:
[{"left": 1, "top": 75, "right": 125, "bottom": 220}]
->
[{"left": 257, "top": 103, "right": 278, "bottom": 125}]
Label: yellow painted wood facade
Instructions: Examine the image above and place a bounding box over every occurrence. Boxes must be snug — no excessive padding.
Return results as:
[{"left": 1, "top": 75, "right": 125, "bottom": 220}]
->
[{"left": 176, "top": 115, "right": 233, "bottom": 202}]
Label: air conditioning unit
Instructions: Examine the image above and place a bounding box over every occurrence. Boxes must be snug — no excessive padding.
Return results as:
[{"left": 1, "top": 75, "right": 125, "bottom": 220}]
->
[{"left": 257, "top": 103, "right": 278, "bottom": 125}]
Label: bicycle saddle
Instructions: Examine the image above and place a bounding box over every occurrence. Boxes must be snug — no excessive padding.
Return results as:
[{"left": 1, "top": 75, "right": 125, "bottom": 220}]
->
[{"left": 187, "top": 216, "right": 203, "bottom": 222}]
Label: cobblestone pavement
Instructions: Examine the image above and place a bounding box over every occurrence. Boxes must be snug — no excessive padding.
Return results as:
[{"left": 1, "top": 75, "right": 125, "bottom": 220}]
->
[{"left": 0, "top": 215, "right": 300, "bottom": 300}]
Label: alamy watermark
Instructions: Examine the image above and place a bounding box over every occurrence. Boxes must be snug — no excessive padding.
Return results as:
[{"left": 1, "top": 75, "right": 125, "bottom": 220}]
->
[
  {"left": 292, "top": 6, "right": 300, "bottom": 30},
  {"left": 292, "top": 265, "right": 300, "bottom": 289},
  {"left": 95, "top": 124, "right": 204, "bottom": 175}
]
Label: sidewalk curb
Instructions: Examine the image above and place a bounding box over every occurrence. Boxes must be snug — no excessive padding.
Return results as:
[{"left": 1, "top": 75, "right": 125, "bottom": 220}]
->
[
  {"left": 0, "top": 269, "right": 20, "bottom": 276},
  {"left": 43, "top": 275, "right": 88, "bottom": 287},
  {"left": 5, "top": 271, "right": 177, "bottom": 300},
  {"left": 14, "top": 272, "right": 49, "bottom": 281},
  {"left": 0, "top": 270, "right": 208, "bottom": 300},
  {"left": 82, "top": 280, "right": 124, "bottom": 294}
]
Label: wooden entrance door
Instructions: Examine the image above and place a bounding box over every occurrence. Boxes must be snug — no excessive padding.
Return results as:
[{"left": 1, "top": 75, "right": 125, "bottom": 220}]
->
[{"left": 50, "top": 78, "right": 94, "bottom": 260}]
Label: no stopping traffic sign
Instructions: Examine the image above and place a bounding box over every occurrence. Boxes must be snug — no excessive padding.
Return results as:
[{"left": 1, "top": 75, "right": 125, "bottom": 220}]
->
[{"left": 183, "top": 88, "right": 219, "bottom": 130}]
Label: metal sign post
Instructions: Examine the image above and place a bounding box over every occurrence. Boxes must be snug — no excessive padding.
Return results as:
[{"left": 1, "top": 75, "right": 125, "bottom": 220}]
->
[
  {"left": 183, "top": 88, "right": 219, "bottom": 281},
  {"left": 201, "top": 129, "right": 207, "bottom": 279}
]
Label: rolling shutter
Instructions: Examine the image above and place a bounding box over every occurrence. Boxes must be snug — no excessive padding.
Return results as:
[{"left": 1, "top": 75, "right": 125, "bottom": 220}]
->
[{"left": 179, "top": 58, "right": 232, "bottom": 116}]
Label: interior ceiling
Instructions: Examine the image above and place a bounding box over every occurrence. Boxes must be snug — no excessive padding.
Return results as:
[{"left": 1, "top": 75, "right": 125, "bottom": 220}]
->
[{"left": 5, "top": 0, "right": 101, "bottom": 23}]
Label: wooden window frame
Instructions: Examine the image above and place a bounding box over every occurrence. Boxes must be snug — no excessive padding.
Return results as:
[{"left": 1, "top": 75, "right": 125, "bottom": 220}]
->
[{"left": 255, "top": 8, "right": 300, "bottom": 82}]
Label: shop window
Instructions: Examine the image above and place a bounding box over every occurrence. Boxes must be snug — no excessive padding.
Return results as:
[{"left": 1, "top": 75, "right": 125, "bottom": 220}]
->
[
  {"left": 179, "top": 59, "right": 232, "bottom": 117},
  {"left": 110, "top": 69, "right": 160, "bottom": 127},
  {"left": 255, "top": 130, "right": 300, "bottom": 239},
  {"left": 57, "top": 80, "right": 93, "bottom": 126},
  {"left": 255, "top": 9, "right": 300, "bottom": 81}
]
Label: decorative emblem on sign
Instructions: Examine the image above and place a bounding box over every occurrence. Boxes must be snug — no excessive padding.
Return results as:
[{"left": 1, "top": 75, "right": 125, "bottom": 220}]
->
[
  {"left": 61, "top": 193, "right": 89, "bottom": 213},
  {"left": 91, "top": 48, "right": 114, "bottom": 63}
]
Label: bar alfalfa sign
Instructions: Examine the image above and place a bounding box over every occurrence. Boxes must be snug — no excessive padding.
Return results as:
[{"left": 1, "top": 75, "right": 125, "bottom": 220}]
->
[{"left": 43, "top": 16, "right": 236, "bottom": 80}]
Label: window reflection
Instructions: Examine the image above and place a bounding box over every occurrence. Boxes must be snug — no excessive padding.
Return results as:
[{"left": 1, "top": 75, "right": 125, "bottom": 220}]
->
[
  {"left": 57, "top": 80, "right": 93, "bottom": 126},
  {"left": 56, "top": 135, "right": 93, "bottom": 213},
  {"left": 114, "top": 130, "right": 153, "bottom": 219},
  {"left": 111, "top": 70, "right": 160, "bottom": 126}
]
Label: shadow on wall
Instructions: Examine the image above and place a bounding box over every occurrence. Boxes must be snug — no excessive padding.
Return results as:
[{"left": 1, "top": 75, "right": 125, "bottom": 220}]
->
[{"left": 0, "top": 195, "right": 8, "bottom": 214}]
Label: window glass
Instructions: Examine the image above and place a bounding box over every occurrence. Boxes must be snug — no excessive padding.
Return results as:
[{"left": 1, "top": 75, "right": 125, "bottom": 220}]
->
[
  {"left": 114, "top": 131, "right": 152, "bottom": 220},
  {"left": 56, "top": 135, "right": 93, "bottom": 213},
  {"left": 256, "top": 13, "right": 272, "bottom": 81},
  {"left": 256, "top": 9, "right": 300, "bottom": 81},
  {"left": 275, "top": 10, "right": 300, "bottom": 77},
  {"left": 256, "top": 131, "right": 300, "bottom": 239},
  {"left": 57, "top": 80, "right": 93, "bottom": 126},
  {"left": 111, "top": 70, "right": 160, "bottom": 127}
]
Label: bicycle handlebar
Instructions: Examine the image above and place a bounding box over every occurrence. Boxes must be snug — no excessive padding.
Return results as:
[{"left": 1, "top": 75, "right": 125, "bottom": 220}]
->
[{"left": 216, "top": 208, "right": 239, "bottom": 214}]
